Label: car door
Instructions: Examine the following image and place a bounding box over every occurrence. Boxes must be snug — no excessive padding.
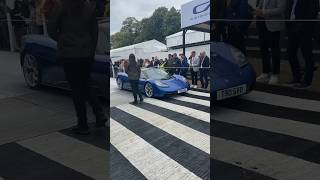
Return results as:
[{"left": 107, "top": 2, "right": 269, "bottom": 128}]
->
[{"left": 139, "top": 71, "right": 147, "bottom": 92}]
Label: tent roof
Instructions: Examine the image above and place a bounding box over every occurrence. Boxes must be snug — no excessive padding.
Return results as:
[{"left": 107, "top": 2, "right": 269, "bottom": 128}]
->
[{"left": 111, "top": 39, "right": 167, "bottom": 53}]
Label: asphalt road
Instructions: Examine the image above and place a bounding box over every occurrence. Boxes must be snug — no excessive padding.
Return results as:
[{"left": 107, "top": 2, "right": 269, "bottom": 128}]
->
[
  {"left": 212, "top": 83, "right": 320, "bottom": 180},
  {"left": 0, "top": 51, "right": 108, "bottom": 180},
  {"left": 110, "top": 78, "right": 211, "bottom": 179}
]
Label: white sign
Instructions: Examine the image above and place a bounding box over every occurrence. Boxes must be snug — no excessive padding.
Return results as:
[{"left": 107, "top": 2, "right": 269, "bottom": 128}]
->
[{"left": 181, "top": 0, "right": 210, "bottom": 28}]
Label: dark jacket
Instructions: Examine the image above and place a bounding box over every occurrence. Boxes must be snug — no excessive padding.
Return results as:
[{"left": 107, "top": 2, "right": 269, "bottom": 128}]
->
[
  {"left": 47, "top": 0, "right": 98, "bottom": 58},
  {"left": 200, "top": 56, "right": 210, "bottom": 71},
  {"left": 285, "top": 0, "right": 319, "bottom": 20},
  {"left": 126, "top": 63, "right": 141, "bottom": 80},
  {"left": 225, "top": 0, "right": 250, "bottom": 32},
  {"left": 180, "top": 57, "right": 189, "bottom": 74}
]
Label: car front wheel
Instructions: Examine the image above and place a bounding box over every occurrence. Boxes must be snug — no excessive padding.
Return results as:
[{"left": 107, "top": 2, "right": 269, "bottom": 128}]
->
[
  {"left": 22, "top": 53, "right": 41, "bottom": 89},
  {"left": 144, "top": 82, "right": 154, "bottom": 97},
  {"left": 117, "top": 78, "right": 123, "bottom": 89}
]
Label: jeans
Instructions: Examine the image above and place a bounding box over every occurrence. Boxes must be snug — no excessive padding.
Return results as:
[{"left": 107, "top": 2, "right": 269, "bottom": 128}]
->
[
  {"left": 287, "top": 23, "right": 314, "bottom": 84},
  {"left": 257, "top": 21, "right": 281, "bottom": 74},
  {"left": 62, "top": 58, "right": 105, "bottom": 129},
  {"left": 129, "top": 80, "right": 143, "bottom": 102},
  {"left": 200, "top": 69, "right": 209, "bottom": 88},
  {"left": 191, "top": 69, "right": 198, "bottom": 85}
]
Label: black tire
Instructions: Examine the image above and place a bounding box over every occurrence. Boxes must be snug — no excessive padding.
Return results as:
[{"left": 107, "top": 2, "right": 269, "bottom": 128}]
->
[
  {"left": 21, "top": 53, "right": 41, "bottom": 89},
  {"left": 117, "top": 78, "right": 123, "bottom": 90},
  {"left": 144, "top": 82, "right": 154, "bottom": 97}
]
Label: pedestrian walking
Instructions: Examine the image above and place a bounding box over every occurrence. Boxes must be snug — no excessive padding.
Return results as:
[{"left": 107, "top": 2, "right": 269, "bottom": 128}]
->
[
  {"left": 199, "top": 51, "right": 210, "bottom": 89},
  {"left": 285, "top": 0, "right": 320, "bottom": 88},
  {"left": 126, "top": 54, "right": 143, "bottom": 104},
  {"left": 47, "top": 0, "right": 107, "bottom": 135},
  {"left": 255, "top": 0, "right": 286, "bottom": 85},
  {"left": 189, "top": 51, "right": 200, "bottom": 88}
]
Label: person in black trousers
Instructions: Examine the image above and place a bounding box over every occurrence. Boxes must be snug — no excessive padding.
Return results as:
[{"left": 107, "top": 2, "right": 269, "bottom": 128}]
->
[
  {"left": 189, "top": 51, "right": 200, "bottom": 88},
  {"left": 126, "top": 54, "right": 143, "bottom": 104},
  {"left": 285, "top": 0, "right": 320, "bottom": 88},
  {"left": 47, "top": 0, "right": 107, "bottom": 135},
  {"left": 255, "top": 0, "right": 286, "bottom": 85},
  {"left": 199, "top": 51, "right": 210, "bottom": 89}
]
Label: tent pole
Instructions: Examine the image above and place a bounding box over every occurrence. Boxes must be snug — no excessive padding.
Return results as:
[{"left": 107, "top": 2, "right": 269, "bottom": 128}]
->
[{"left": 182, "top": 29, "right": 186, "bottom": 55}]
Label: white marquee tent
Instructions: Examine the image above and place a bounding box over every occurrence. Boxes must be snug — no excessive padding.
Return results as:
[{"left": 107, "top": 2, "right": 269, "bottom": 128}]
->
[{"left": 110, "top": 40, "right": 167, "bottom": 62}]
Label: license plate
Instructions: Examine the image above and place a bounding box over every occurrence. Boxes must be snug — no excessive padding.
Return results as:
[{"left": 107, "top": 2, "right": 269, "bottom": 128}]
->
[
  {"left": 178, "top": 88, "right": 187, "bottom": 94},
  {"left": 217, "top": 84, "right": 247, "bottom": 100}
]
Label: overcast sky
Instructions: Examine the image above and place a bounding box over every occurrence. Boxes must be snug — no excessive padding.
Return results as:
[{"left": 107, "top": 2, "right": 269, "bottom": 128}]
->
[{"left": 110, "top": 0, "right": 191, "bottom": 35}]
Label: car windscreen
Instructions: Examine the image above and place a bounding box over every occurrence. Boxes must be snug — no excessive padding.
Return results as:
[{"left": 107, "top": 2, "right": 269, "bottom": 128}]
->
[{"left": 143, "top": 68, "right": 171, "bottom": 80}]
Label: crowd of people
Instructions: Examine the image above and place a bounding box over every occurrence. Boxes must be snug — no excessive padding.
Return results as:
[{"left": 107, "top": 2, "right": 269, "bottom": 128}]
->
[
  {"left": 213, "top": 0, "right": 320, "bottom": 89},
  {"left": 113, "top": 50, "right": 211, "bottom": 89}
]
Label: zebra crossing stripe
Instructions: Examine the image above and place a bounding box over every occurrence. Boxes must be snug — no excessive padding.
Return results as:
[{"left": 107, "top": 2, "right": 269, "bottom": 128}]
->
[
  {"left": 144, "top": 98, "right": 210, "bottom": 123},
  {"left": 242, "top": 91, "right": 320, "bottom": 112},
  {"left": 110, "top": 119, "right": 202, "bottom": 180},
  {"left": 187, "top": 90, "right": 210, "bottom": 97},
  {"left": 172, "top": 96, "right": 210, "bottom": 107},
  {"left": 18, "top": 132, "right": 108, "bottom": 180},
  {"left": 117, "top": 104, "right": 210, "bottom": 154},
  {"left": 215, "top": 107, "right": 320, "bottom": 143},
  {"left": 212, "top": 137, "right": 320, "bottom": 180}
]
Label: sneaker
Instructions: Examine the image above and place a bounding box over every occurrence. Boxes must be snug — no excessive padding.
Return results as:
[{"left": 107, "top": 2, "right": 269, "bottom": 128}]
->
[
  {"left": 268, "top": 75, "right": 279, "bottom": 85},
  {"left": 256, "top": 73, "right": 269, "bottom": 83},
  {"left": 294, "top": 83, "right": 311, "bottom": 89},
  {"left": 132, "top": 101, "right": 138, "bottom": 105},
  {"left": 194, "top": 85, "right": 197, "bottom": 88}
]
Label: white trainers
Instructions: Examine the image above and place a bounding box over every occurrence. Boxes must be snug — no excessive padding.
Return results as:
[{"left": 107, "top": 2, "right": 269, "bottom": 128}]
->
[
  {"left": 194, "top": 85, "right": 197, "bottom": 88},
  {"left": 268, "top": 75, "right": 279, "bottom": 85},
  {"left": 256, "top": 73, "right": 269, "bottom": 83}
]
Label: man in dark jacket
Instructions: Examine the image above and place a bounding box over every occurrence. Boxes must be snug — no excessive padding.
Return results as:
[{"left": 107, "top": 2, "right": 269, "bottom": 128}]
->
[
  {"left": 225, "top": 0, "right": 250, "bottom": 54},
  {"left": 199, "top": 51, "right": 210, "bottom": 89},
  {"left": 179, "top": 53, "right": 189, "bottom": 77},
  {"left": 47, "top": 0, "right": 107, "bottom": 135},
  {"left": 285, "top": 0, "right": 320, "bottom": 88}
]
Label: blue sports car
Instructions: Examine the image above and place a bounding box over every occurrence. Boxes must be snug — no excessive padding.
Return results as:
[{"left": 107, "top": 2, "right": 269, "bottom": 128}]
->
[
  {"left": 116, "top": 68, "right": 190, "bottom": 97},
  {"left": 20, "top": 35, "right": 109, "bottom": 97},
  {"left": 211, "top": 42, "right": 256, "bottom": 101}
]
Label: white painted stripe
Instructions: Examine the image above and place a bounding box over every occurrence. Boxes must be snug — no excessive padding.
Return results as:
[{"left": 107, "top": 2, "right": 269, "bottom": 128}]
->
[
  {"left": 18, "top": 132, "right": 108, "bottom": 180},
  {"left": 144, "top": 98, "right": 210, "bottom": 123},
  {"left": 187, "top": 90, "right": 210, "bottom": 97},
  {"left": 117, "top": 104, "right": 210, "bottom": 154},
  {"left": 214, "top": 107, "right": 320, "bottom": 143},
  {"left": 242, "top": 91, "right": 320, "bottom": 112},
  {"left": 172, "top": 96, "right": 210, "bottom": 107},
  {"left": 213, "top": 137, "right": 320, "bottom": 180},
  {"left": 111, "top": 119, "right": 201, "bottom": 180}
]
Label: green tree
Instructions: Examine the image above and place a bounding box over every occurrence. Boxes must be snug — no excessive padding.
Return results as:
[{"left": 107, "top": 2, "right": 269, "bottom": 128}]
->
[{"left": 111, "top": 6, "right": 182, "bottom": 49}]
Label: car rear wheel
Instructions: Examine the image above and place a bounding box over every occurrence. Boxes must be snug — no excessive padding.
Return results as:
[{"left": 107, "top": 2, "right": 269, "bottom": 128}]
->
[
  {"left": 117, "top": 78, "right": 123, "bottom": 89},
  {"left": 22, "top": 53, "right": 41, "bottom": 89},
  {"left": 144, "top": 83, "right": 154, "bottom": 97}
]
